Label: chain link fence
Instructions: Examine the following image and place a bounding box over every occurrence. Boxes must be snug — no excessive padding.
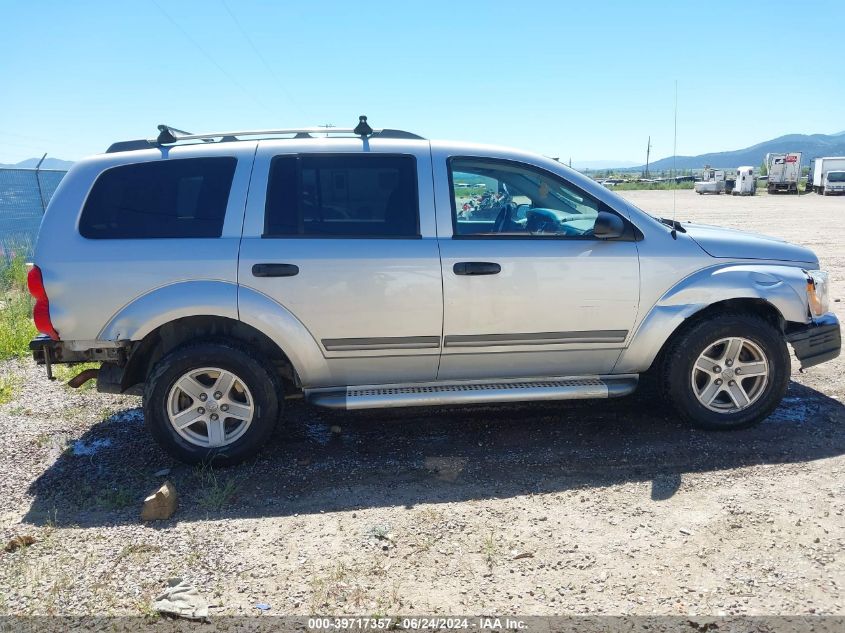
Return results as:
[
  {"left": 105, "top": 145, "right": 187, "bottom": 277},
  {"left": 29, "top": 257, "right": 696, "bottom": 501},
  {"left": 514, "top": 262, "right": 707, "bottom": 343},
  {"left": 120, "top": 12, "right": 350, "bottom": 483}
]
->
[{"left": 0, "top": 167, "right": 67, "bottom": 259}]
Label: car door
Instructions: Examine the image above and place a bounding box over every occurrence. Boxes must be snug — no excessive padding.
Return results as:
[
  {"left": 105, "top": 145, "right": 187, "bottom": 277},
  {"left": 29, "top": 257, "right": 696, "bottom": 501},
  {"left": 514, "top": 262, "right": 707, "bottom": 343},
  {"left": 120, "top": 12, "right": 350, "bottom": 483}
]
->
[
  {"left": 433, "top": 149, "right": 641, "bottom": 381},
  {"left": 238, "top": 139, "right": 443, "bottom": 388}
]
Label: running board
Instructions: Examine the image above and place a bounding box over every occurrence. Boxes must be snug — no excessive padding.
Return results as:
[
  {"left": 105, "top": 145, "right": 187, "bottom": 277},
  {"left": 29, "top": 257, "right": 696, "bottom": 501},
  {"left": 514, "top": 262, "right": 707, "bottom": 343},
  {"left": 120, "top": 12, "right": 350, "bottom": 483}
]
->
[{"left": 306, "top": 375, "right": 638, "bottom": 411}]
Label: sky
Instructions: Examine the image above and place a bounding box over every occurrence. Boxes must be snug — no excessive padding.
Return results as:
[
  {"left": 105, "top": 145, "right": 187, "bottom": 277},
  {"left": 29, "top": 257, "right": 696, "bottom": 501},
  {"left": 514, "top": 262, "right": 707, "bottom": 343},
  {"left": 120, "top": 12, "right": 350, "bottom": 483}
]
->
[{"left": 1, "top": 0, "right": 843, "bottom": 165}]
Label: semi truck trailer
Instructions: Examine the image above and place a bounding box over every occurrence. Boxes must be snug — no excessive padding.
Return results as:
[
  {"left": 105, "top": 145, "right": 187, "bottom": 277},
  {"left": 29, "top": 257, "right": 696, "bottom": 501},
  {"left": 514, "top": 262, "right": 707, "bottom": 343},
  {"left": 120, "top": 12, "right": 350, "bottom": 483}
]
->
[{"left": 766, "top": 152, "right": 801, "bottom": 194}]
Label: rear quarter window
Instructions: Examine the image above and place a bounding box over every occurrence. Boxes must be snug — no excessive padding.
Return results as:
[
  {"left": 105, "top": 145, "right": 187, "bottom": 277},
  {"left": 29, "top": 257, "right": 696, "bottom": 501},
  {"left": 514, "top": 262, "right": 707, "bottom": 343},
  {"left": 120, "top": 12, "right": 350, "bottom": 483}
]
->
[{"left": 79, "top": 157, "right": 237, "bottom": 239}]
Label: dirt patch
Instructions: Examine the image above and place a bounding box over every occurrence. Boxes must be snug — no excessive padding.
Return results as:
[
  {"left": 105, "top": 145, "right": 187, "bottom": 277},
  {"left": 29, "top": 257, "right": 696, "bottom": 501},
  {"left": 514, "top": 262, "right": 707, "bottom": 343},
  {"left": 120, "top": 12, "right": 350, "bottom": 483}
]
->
[{"left": 0, "top": 190, "right": 843, "bottom": 617}]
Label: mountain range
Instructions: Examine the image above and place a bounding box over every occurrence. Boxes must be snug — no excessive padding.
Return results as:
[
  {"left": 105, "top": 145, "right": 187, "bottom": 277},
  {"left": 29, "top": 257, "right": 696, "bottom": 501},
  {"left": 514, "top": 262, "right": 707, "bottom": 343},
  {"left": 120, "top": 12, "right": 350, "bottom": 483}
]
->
[
  {"left": 571, "top": 159, "right": 640, "bottom": 170},
  {"left": 630, "top": 131, "right": 845, "bottom": 172},
  {"left": 0, "top": 157, "right": 75, "bottom": 170}
]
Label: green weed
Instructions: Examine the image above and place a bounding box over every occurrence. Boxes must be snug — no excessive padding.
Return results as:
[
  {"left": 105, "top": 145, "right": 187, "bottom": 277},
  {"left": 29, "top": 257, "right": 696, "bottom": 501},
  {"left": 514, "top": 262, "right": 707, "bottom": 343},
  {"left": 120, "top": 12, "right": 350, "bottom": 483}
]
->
[
  {"left": 194, "top": 464, "right": 239, "bottom": 511},
  {"left": 52, "top": 362, "right": 101, "bottom": 389},
  {"left": 0, "top": 253, "right": 36, "bottom": 360},
  {"left": 0, "top": 374, "right": 18, "bottom": 404}
]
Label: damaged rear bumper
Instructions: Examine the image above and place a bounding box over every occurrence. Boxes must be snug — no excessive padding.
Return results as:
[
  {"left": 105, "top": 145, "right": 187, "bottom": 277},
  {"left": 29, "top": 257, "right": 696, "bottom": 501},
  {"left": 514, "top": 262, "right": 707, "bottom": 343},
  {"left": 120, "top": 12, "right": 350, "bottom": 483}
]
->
[{"left": 30, "top": 336, "right": 129, "bottom": 386}]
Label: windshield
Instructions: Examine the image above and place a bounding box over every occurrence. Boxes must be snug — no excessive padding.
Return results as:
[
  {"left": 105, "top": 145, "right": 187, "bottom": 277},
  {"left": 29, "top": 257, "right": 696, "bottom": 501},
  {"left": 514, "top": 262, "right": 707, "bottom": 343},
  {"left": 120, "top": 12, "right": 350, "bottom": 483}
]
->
[{"left": 827, "top": 171, "right": 845, "bottom": 182}]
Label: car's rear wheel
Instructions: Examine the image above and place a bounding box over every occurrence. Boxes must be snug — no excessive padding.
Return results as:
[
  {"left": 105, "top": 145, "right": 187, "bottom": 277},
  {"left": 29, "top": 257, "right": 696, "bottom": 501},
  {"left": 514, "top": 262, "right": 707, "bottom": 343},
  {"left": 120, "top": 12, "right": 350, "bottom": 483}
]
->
[
  {"left": 662, "top": 314, "right": 790, "bottom": 430},
  {"left": 143, "top": 341, "right": 281, "bottom": 465}
]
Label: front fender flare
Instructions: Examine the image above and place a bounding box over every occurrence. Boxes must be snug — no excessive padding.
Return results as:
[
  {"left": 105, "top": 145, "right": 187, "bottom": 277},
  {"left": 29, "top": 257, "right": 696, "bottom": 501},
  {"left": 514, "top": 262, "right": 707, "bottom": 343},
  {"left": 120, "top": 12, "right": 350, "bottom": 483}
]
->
[{"left": 615, "top": 264, "right": 810, "bottom": 373}]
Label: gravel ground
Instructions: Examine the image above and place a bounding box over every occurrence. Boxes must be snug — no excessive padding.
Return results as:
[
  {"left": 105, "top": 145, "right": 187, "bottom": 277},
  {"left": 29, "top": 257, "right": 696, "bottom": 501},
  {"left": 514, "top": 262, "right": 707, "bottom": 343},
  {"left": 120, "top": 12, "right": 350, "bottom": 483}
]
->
[{"left": 0, "top": 190, "right": 843, "bottom": 618}]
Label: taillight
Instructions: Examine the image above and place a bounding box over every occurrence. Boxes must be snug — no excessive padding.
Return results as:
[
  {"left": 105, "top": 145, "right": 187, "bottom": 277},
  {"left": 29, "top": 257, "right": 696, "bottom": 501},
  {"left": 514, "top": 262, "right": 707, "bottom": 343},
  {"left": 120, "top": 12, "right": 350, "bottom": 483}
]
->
[{"left": 27, "top": 265, "right": 59, "bottom": 340}]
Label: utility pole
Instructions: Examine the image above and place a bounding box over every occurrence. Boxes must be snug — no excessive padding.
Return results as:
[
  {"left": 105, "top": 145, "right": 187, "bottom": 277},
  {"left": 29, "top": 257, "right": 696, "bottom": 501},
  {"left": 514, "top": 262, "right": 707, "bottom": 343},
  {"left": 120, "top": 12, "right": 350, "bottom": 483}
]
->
[{"left": 644, "top": 136, "right": 651, "bottom": 179}]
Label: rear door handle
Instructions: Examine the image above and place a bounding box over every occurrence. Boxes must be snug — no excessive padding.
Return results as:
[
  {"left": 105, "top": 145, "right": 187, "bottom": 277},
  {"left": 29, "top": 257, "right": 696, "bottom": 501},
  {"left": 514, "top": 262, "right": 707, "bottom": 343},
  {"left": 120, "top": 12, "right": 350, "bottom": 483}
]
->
[
  {"left": 453, "top": 262, "right": 501, "bottom": 276},
  {"left": 252, "top": 263, "right": 299, "bottom": 278}
]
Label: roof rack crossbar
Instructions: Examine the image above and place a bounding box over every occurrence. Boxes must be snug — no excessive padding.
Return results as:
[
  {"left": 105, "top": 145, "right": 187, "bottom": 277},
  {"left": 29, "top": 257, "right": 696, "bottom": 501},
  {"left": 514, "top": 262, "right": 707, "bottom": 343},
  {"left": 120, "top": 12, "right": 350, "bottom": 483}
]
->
[
  {"left": 149, "top": 127, "right": 424, "bottom": 144},
  {"left": 150, "top": 116, "right": 424, "bottom": 145},
  {"left": 107, "top": 118, "right": 425, "bottom": 153},
  {"left": 157, "top": 124, "right": 194, "bottom": 145},
  {"left": 152, "top": 127, "right": 357, "bottom": 143}
]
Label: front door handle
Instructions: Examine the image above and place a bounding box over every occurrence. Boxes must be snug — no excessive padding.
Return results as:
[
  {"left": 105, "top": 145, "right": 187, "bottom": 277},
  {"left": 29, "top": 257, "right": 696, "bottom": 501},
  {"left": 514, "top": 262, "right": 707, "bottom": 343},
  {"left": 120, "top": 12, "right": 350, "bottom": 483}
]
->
[
  {"left": 252, "top": 263, "right": 299, "bottom": 278},
  {"left": 453, "top": 262, "right": 501, "bottom": 276}
]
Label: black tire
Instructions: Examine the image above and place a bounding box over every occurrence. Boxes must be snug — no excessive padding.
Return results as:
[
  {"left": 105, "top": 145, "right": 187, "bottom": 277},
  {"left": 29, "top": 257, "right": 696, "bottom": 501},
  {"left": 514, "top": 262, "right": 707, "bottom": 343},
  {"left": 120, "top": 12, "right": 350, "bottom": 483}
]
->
[
  {"left": 661, "top": 313, "right": 789, "bottom": 430},
  {"left": 143, "top": 341, "right": 281, "bottom": 465}
]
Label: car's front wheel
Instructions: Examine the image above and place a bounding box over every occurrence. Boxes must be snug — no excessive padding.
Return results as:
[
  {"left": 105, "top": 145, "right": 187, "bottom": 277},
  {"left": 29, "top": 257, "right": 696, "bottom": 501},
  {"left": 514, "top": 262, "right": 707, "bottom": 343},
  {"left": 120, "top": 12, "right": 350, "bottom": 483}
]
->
[
  {"left": 143, "top": 341, "right": 281, "bottom": 465},
  {"left": 662, "top": 314, "right": 790, "bottom": 430}
]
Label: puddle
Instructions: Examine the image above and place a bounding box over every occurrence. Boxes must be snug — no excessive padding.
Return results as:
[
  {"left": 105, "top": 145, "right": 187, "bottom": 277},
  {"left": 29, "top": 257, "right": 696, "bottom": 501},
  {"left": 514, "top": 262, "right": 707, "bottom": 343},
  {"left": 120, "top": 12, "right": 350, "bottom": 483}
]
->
[
  {"left": 111, "top": 409, "right": 144, "bottom": 424},
  {"left": 769, "top": 397, "right": 811, "bottom": 424},
  {"left": 303, "top": 421, "right": 337, "bottom": 446},
  {"left": 71, "top": 438, "right": 113, "bottom": 456}
]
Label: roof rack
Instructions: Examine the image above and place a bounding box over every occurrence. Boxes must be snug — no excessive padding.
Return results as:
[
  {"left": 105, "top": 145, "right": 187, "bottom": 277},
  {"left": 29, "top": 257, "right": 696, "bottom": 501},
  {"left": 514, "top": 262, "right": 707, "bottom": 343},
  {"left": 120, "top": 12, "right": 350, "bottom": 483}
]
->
[{"left": 105, "top": 116, "right": 425, "bottom": 153}]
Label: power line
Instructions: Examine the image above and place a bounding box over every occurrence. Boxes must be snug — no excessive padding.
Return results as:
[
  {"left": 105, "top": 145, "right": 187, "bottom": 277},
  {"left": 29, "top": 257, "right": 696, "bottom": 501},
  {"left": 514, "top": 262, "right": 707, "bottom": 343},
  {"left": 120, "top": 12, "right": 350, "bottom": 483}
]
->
[
  {"left": 220, "top": 0, "right": 305, "bottom": 118},
  {"left": 149, "top": 0, "right": 273, "bottom": 117}
]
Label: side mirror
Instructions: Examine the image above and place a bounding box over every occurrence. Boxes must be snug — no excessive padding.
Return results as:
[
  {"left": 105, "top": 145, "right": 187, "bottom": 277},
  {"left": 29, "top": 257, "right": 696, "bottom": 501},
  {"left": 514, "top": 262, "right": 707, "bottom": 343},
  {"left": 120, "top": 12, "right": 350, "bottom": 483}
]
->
[{"left": 593, "top": 211, "right": 625, "bottom": 239}]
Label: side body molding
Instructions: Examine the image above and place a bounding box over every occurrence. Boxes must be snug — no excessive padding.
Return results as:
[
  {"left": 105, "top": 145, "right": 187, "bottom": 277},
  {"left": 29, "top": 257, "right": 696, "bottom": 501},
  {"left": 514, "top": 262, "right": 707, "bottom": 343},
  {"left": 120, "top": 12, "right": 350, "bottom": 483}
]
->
[
  {"left": 614, "top": 264, "right": 811, "bottom": 373},
  {"left": 98, "top": 280, "right": 239, "bottom": 342},
  {"left": 236, "top": 285, "right": 331, "bottom": 387}
]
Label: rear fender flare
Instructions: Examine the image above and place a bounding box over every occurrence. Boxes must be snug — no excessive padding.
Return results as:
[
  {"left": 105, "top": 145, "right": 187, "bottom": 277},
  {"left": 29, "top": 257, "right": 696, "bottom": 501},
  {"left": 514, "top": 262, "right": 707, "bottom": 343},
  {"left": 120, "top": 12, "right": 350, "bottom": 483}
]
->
[
  {"left": 98, "top": 281, "right": 331, "bottom": 387},
  {"left": 98, "top": 280, "right": 239, "bottom": 342},
  {"left": 236, "top": 285, "right": 331, "bottom": 387}
]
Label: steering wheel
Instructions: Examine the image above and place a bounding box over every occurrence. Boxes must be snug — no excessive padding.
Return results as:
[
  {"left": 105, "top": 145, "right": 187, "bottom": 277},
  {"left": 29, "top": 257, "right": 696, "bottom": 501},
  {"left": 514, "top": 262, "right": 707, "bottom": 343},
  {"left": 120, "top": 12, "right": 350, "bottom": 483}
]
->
[{"left": 493, "top": 202, "right": 517, "bottom": 233}]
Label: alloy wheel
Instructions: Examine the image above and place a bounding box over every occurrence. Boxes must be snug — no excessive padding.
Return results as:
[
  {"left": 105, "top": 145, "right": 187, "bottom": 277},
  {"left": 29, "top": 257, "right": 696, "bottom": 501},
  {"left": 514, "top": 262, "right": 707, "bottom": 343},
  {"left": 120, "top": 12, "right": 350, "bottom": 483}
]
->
[
  {"left": 690, "top": 337, "right": 769, "bottom": 413},
  {"left": 166, "top": 367, "right": 255, "bottom": 448}
]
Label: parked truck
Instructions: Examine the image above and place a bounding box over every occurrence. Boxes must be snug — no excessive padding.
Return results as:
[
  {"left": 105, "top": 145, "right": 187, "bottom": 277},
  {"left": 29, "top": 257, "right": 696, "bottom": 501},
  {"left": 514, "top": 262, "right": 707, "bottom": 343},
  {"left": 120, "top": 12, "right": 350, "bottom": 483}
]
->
[
  {"left": 766, "top": 152, "right": 801, "bottom": 194},
  {"left": 812, "top": 157, "right": 845, "bottom": 195}
]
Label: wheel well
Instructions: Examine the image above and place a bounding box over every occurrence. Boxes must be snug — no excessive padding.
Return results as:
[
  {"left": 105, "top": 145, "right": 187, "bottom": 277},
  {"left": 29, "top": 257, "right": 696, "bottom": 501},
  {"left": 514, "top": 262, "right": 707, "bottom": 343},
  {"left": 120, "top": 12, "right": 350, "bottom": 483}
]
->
[
  {"left": 121, "top": 316, "right": 298, "bottom": 392},
  {"left": 647, "top": 298, "right": 788, "bottom": 374}
]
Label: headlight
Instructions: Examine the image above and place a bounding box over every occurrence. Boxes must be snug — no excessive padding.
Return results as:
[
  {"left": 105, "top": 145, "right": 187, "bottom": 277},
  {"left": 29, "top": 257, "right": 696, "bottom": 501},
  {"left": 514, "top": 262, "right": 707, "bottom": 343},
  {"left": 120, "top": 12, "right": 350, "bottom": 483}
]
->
[{"left": 807, "top": 270, "right": 830, "bottom": 316}]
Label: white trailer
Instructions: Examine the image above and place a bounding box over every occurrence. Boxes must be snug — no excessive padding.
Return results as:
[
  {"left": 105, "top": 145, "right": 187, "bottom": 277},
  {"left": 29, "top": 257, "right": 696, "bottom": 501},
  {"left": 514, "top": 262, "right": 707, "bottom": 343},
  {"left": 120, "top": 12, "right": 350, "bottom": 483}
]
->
[
  {"left": 694, "top": 167, "right": 725, "bottom": 194},
  {"left": 812, "top": 157, "right": 845, "bottom": 195},
  {"left": 766, "top": 152, "right": 801, "bottom": 194},
  {"left": 731, "top": 166, "right": 756, "bottom": 196}
]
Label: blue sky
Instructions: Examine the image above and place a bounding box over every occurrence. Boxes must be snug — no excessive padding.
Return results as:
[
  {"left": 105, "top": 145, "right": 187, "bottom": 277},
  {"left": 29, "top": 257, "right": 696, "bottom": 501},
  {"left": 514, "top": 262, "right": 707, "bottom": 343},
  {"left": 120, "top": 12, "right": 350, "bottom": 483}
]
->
[{"left": 1, "top": 1, "right": 842, "bottom": 165}]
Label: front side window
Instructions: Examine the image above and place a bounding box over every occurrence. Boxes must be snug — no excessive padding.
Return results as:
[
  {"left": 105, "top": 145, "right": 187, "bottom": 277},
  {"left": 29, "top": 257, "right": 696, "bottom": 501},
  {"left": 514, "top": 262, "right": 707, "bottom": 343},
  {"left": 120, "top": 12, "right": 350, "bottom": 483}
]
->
[
  {"left": 264, "top": 154, "right": 419, "bottom": 237},
  {"left": 80, "top": 157, "right": 236, "bottom": 239},
  {"left": 449, "top": 158, "right": 610, "bottom": 238}
]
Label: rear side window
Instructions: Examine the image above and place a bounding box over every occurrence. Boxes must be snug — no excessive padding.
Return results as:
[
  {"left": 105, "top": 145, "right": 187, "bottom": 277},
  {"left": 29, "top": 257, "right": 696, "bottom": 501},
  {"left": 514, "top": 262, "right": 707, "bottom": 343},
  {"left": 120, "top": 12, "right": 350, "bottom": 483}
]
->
[
  {"left": 264, "top": 154, "right": 419, "bottom": 237},
  {"left": 80, "top": 157, "right": 237, "bottom": 239}
]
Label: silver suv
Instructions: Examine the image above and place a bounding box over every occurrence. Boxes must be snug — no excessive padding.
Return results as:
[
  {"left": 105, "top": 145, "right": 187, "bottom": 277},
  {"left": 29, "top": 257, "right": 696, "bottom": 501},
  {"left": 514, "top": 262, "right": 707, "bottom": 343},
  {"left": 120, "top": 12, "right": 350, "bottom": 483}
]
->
[{"left": 29, "top": 118, "right": 841, "bottom": 465}]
